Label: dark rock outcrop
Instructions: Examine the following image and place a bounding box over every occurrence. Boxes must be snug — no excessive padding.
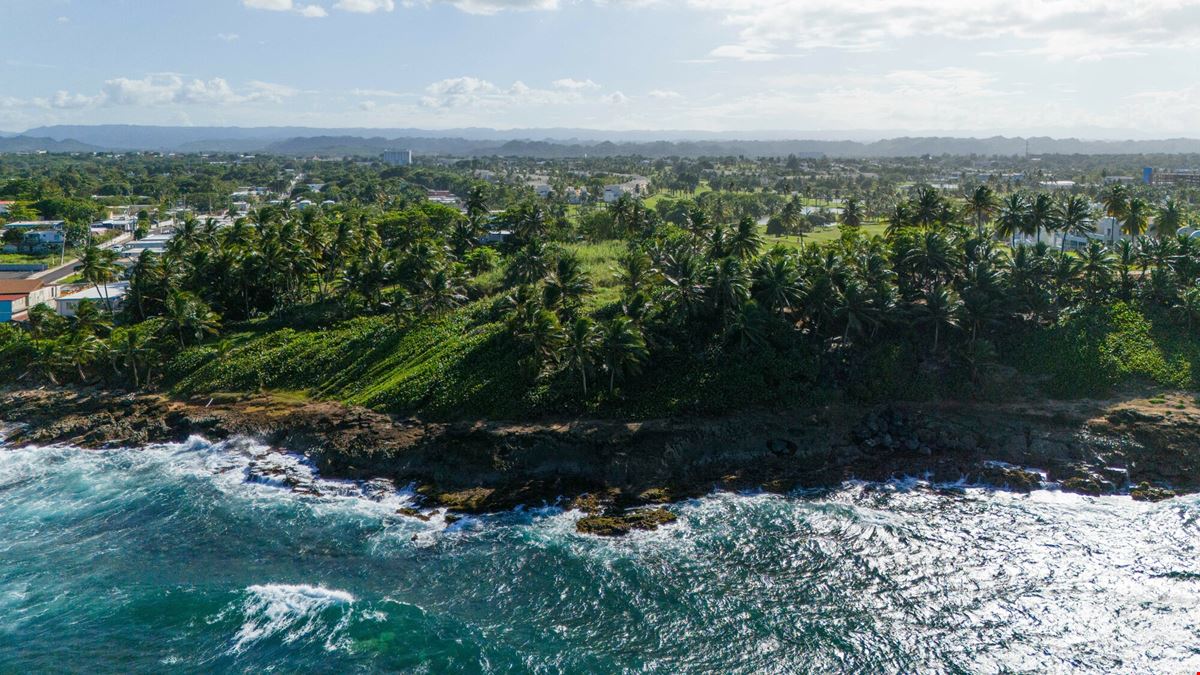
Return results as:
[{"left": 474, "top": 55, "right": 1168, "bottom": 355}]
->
[{"left": 2, "top": 386, "right": 1197, "bottom": 535}]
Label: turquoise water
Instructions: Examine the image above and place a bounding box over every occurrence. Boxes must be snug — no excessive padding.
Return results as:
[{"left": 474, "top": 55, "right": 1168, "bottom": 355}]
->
[{"left": 1, "top": 436, "right": 1199, "bottom": 673}]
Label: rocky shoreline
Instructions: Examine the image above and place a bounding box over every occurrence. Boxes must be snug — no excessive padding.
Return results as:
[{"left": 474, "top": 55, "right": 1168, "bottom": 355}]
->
[{"left": 1, "top": 386, "right": 1197, "bottom": 535}]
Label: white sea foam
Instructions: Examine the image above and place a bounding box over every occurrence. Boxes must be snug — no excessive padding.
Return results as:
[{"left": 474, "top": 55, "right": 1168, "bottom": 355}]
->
[{"left": 231, "top": 583, "right": 355, "bottom": 653}]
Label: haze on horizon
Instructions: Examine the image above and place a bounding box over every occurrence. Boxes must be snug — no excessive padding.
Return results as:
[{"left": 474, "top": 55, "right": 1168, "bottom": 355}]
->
[{"left": 3, "top": 0, "right": 1200, "bottom": 140}]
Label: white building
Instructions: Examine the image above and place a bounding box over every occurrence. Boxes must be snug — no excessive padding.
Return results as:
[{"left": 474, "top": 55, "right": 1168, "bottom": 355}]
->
[
  {"left": 3, "top": 220, "right": 63, "bottom": 230},
  {"left": 382, "top": 150, "right": 413, "bottom": 166},
  {"left": 56, "top": 282, "right": 131, "bottom": 317},
  {"left": 1054, "top": 216, "right": 1126, "bottom": 252}
]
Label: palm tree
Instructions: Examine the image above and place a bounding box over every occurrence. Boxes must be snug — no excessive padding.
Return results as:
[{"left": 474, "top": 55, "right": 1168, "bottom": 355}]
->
[
  {"left": 1055, "top": 194, "right": 1093, "bottom": 252},
  {"left": 505, "top": 240, "right": 550, "bottom": 286},
  {"left": 706, "top": 256, "right": 751, "bottom": 319},
  {"left": 887, "top": 200, "right": 913, "bottom": 236},
  {"left": 1155, "top": 198, "right": 1186, "bottom": 239},
  {"left": 996, "top": 193, "right": 1029, "bottom": 247},
  {"left": 1102, "top": 184, "right": 1130, "bottom": 242},
  {"left": 614, "top": 249, "right": 656, "bottom": 299},
  {"left": 728, "top": 217, "right": 764, "bottom": 260},
  {"left": 1078, "top": 241, "right": 1115, "bottom": 303},
  {"left": 1122, "top": 196, "right": 1151, "bottom": 242},
  {"left": 915, "top": 285, "right": 962, "bottom": 354},
  {"left": 511, "top": 302, "right": 562, "bottom": 377},
  {"left": 1026, "top": 193, "right": 1058, "bottom": 245},
  {"left": 560, "top": 317, "right": 600, "bottom": 396},
  {"left": 111, "top": 326, "right": 153, "bottom": 388},
  {"left": 841, "top": 197, "right": 864, "bottom": 229},
  {"left": 661, "top": 250, "right": 706, "bottom": 320},
  {"left": 465, "top": 185, "right": 489, "bottom": 226},
  {"left": 911, "top": 185, "right": 944, "bottom": 229},
  {"left": 724, "top": 303, "right": 766, "bottom": 351},
  {"left": 419, "top": 265, "right": 468, "bottom": 313},
  {"left": 751, "top": 252, "right": 802, "bottom": 316},
  {"left": 963, "top": 185, "right": 998, "bottom": 236},
  {"left": 834, "top": 278, "right": 879, "bottom": 343},
  {"left": 1114, "top": 239, "right": 1137, "bottom": 300},
  {"left": 597, "top": 315, "right": 648, "bottom": 394},
  {"left": 903, "top": 230, "right": 959, "bottom": 292},
  {"left": 78, "top": 242, "right": 120, "bottom": 315},
  {"left": 164, "top": 290, "right": 221, "bottom": 346},
  {"left": 542, "top": 252, "right": 592, "bottom": 319},
  {"left": 1173, "top": 285, "right": 1200, "bottom": 331},
  {"left": 61, "top": 329, "right": 103, "bottom": 382}
]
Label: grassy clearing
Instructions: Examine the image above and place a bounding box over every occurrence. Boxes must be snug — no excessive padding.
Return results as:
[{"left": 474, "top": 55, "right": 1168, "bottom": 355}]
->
[
  {"left": 763, "top": 221, "right": 889, "bottom": 249},
  {"left": 0, "top": 252, "right": 58, "bottom": 265},
  {"left": 168, "top": 300, "right": 539, "bottom": 419}
]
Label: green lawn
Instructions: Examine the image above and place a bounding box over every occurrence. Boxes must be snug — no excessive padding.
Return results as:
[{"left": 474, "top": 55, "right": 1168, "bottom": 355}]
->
[
  {"left": 565, "top": 240, "right": 625, "bottom": 310},
  {"left": 0, "top": 252, "right": 59, "bottom": 265},
  {"left": 764, "top": 221, "right": 889, "bottom": 249}
]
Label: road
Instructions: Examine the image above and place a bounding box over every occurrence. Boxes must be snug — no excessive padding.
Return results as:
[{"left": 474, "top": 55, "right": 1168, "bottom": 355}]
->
[{"left": 29, "top": 231, "right": 138, "bottom": 284}]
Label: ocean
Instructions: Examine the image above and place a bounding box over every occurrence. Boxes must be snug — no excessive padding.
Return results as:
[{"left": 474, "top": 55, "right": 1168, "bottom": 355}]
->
[{"left": 1, "top": 436, "right": 1197, "bottom": 673}]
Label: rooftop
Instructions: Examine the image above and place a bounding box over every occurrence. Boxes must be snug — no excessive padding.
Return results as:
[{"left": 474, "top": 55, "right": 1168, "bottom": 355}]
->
[{"left": 59, "top": 282, "right": 130, "bottom": 301}]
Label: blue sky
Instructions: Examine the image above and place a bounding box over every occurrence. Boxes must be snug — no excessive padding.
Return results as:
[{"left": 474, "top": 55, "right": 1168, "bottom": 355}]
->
[{"left": 3, "top": 0, "right": 1200, "bottom": 137}]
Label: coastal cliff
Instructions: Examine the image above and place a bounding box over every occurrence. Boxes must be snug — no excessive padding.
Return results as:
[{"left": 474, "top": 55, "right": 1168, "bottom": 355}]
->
[{"left": 1, "top": 387, "right": 1196, "bottom": 533}]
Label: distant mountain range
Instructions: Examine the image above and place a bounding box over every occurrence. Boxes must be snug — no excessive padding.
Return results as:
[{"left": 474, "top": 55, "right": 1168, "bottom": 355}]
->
[
  {"left": 0, "top": 135, "right": 102, "bottom": 153},
  {"left": 5, "top": 125, "right": 1200, "bottom": 158}
]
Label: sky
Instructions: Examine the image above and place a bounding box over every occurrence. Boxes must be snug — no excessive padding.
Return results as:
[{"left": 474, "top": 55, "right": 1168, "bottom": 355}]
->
[{"left": 3, "top": 0, "right": 1200, "bottom": 138}]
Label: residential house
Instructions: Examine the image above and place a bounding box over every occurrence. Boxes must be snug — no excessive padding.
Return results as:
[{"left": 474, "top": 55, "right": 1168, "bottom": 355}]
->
[
  {"left": 1056, "top": 216, "right": 1125, "bottom": 252},
  {"left": 0, "top": 294, "right": 28, "bottom": 322},
  {"left": 56, "top": 282, "right": 130, "bottom": 318},
  {"left": 20, "top": 229, "right": 66, "bottom": 254},
  {"left": 0, "top": 279, "right": 57, "bottom": 322},
  {"left": 3, "top": 220, "right": 64, "bottom": 231}
]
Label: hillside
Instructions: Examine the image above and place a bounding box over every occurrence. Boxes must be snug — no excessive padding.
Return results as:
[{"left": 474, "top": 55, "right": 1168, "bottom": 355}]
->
[
  {"left": 14, "top": 124, "right": 1200, "bottom": 157},
  {"left": 0, "top": 135, "right": 101, "bottom": 153},
  {"left": 162, "top": 297, "right": 1200, "bottom": 423}
]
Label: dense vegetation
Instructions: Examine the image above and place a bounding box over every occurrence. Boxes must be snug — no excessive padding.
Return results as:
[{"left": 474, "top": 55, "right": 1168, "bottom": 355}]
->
[
  {"left": 1, "top": 153, "right": 1199, "bottom": 419},
  {"left": 2, "top": 186, "right": 1198, "bottom": 418}
]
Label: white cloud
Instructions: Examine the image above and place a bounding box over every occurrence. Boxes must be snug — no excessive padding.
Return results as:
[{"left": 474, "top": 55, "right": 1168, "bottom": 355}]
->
[
  {"left": 217, "top": 32, "right": 241, "bottom": 41},
  {"left": 648, "top": 89, "right": 683, "bottom": 99},
  {"left": 419, "top": 76, "right": 620, "bottom": 109},
  {"left": 46, "top": 91, "right": 100, "bottom": 109},
  {"left": 436, "top": 0, "right": 559, "bottom": 15},
  {"left": 12, "top": 75, "right": 304, "bottom": 111},
  {"left": 243, "top": 0, "right": 328, "bottom": 17},
  {"left": 605, "top": 91, "right": 630, "bottom": 104},
  {"left": 553, "top": 78, "right": 601, "bottom": 90},
  {"left": 244, "top": 0, "right": 295, "bottom": 9},
  {"left": 709, "top": 44, "right": 780, "bottom": 61},
  {"left": 351, "top": 88, "right": 407, "bottom": 97},
  {"left": 689, "top": 0, "right": 1200, "bottom": 62},
  {"left": 334, "top": 0, "right": 395, "bottom": 11}
]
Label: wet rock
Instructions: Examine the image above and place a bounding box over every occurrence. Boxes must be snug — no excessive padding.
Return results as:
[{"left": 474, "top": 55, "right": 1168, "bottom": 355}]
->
[
  {"left": 1061, "top": 476, "right": 1114, "bottom": 496},
  {"left": 974, "top": 465, "right": 1042, "bottom": 492},
  {"left": 396, "top": 507, "right": 432, "bottom": 522},
  {"left": 1131, "top": 482, "right": 1176, "bottom": 502},
  {"left": 576, "top": 508, "right": 678, "bottom": 537}
]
